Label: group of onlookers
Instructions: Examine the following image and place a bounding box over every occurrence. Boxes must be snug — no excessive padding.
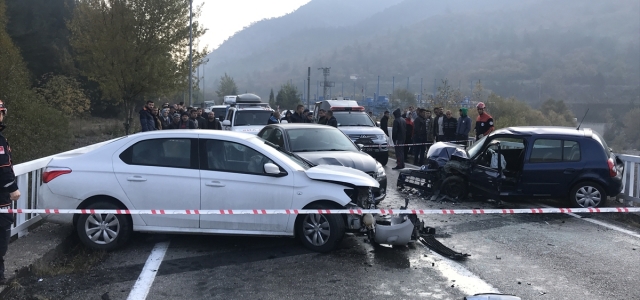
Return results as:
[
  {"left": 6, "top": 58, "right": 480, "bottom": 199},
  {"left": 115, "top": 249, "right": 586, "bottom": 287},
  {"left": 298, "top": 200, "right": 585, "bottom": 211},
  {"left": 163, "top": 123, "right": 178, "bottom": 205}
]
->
[
  {"left": 139, "top": 100, "right": 222, "bottom": 131},
  {"left": 386, "top": 102, "right": 494, "bottom": 169}
]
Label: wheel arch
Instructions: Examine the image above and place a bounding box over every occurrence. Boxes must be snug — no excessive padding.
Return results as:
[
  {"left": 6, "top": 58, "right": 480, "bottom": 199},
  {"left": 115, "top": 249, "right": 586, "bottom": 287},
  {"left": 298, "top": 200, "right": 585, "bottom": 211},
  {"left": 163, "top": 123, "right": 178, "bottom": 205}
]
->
[
  {"left": 293, "top": 200, "right": 346, "bottom": 239},
  {"left": 73, "top": 195, "right": 131, "bottom": 229}
]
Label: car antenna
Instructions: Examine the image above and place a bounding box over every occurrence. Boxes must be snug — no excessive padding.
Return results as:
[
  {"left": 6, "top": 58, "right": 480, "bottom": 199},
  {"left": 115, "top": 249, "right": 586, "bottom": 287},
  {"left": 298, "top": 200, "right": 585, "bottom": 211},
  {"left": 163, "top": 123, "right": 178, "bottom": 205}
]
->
[{"left": 576, "top": 108, "right": 589, "bottom": 130}]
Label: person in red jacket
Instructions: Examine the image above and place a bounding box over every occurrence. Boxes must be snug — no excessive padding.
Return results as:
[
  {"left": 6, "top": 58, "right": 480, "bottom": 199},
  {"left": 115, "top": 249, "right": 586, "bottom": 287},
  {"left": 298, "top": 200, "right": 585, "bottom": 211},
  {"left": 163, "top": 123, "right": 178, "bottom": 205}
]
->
[{"left": 474, "top": 102, "right": 494, "bottom": 140}]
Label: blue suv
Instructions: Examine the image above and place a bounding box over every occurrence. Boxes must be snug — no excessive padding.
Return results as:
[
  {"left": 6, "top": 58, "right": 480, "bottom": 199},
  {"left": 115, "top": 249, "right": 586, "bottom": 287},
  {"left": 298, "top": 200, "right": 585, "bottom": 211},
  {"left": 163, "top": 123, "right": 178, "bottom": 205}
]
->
[{"left": 421, "top": 127, "right": 624, "bottom": 208}]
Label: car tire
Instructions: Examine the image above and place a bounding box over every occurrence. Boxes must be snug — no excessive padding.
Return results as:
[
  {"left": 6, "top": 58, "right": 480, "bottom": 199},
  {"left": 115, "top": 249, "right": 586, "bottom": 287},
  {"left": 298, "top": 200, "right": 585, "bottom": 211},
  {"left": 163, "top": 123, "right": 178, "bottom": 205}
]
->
[
  {"left": 296, "top": 204, "right": 346, "bottom": 253},
  {"left": 569, "top": 181, "right": 606, "bottom": 208},
  {"left": 377, "top": 152, "right": 389, "bottom": 166},
  {"left": 76, "top": 201, "right": 132, "bottom": 251},
  {"left": 441, "top": 175, "right": 468, "bottom": 200}
]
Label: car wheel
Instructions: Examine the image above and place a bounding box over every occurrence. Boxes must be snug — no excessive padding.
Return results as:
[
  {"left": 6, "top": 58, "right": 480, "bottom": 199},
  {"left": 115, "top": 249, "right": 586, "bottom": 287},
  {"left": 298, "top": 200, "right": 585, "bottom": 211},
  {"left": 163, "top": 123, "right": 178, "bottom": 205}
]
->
[
  {"left": 377, "top": 152, "right": 389, "bottom": 166},
  {"left": 441, "top": 176, "right": 468, "bottom": 200},
  {"left": 570, "top": 182, "right": 605, "bottom": 208},
  {"left": 76, "top": 201, "right": 132, "bottom": 251},
  {"left": 296, "top": 204, "right": 345, "bottom": 253}
]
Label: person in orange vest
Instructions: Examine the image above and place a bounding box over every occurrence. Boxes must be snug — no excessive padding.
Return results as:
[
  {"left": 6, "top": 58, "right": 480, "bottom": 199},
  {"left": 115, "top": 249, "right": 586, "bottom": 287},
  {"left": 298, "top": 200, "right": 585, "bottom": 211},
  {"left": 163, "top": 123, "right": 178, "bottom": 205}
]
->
[{"left": 474, "top": 102, "right": 494, "bottom": 140}]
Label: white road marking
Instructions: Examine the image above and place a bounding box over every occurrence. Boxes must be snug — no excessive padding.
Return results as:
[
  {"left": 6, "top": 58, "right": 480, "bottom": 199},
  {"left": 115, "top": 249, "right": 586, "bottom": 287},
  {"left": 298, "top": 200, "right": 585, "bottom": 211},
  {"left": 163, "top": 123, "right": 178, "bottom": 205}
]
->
[
  {"left": 534, "top": 203, "right": 640, "bottom": 239},
  {"left": 127, "top": 241, "right": 171, "bottom": 300},
  {"left": 418, "top": 243, "right": 500, "bottom": 295}
]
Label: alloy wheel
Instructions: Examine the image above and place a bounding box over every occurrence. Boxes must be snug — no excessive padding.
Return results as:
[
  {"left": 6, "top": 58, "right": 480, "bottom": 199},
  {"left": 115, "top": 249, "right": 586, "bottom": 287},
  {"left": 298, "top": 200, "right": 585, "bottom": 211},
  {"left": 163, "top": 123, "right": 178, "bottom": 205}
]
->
[
  {"left": 84, "top": 213, "right": 121, "bottom": 245},
  {"left": 303, "top": 214, "right": 331, "bottom": 246}
]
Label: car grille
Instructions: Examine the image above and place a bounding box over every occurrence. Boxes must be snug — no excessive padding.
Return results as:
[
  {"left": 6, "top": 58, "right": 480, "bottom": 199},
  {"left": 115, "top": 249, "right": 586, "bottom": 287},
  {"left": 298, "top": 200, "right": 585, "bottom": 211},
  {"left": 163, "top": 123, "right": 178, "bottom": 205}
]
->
[{"left": 349, "top": 134, "right": 376, "bottom": 139}]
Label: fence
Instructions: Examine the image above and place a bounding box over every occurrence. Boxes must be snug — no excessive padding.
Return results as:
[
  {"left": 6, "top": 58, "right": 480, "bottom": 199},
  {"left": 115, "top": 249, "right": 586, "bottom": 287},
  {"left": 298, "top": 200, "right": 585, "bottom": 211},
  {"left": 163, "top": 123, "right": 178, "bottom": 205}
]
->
[
  {"left": 6, "top": 137, "right": 640, "bottom": 239},
  {"left": 9, "top": 138, "right": 119, "bottom": 237}
]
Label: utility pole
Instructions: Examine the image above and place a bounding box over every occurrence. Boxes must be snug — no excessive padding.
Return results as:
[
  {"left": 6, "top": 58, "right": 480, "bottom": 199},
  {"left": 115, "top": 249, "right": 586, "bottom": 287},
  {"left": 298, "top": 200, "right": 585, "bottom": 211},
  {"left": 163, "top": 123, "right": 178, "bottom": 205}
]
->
[
  {"left": 318, "top": 67, "right": 333, "bottom": 101},
  {"left": 392, "top": 76, "right": 395, "bottom": 94},
  {"left": 407, "top": 77, "right": 409, "bottom": 91},
  {"left": 376, "top": 76, "right": 380, "bottom": 101},
  {"left": 420, "top": 78, "right": 423, "bottom": 105},
  {"left": 188, "top": 0, "right": 193, "bottom": 107},
  {"left": 307, "top": 67, "right": 311, "bottom": 107}
]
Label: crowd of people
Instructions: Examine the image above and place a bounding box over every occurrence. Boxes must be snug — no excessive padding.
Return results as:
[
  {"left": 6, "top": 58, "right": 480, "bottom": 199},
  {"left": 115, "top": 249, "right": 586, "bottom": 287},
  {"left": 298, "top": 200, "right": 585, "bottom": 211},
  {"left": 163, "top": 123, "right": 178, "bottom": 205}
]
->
[
  {"left": 274, "top": 105, "right": 338, "bottom": 127},
  {"left": 139, "top": 100, "right": 222, "bottom": 131},
  {"left": 386, "top": 102, "right": 494, "bottom": 170}
]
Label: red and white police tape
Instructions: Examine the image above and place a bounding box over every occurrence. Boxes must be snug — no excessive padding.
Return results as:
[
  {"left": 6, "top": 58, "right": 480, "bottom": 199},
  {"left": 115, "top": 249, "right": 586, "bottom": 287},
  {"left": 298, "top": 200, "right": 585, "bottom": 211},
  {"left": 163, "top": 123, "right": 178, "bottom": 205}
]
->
[{"left": 0, "top": 207, "right": 638, "bottom": 215}]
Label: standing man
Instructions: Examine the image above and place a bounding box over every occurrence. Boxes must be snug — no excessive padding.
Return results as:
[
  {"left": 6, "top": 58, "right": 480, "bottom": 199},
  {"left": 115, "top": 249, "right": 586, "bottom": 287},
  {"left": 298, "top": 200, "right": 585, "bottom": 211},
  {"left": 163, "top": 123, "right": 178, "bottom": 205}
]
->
[
  {"left": 268, "top": 111, "right": 281, "bottom": 124},
  {"left": 0, "top": 100, "right": 20, "bottom": 285},
  {"left": 443, "top": 110, "right": 458, "bottom": 142},
  {"left": 326, "top": 110, "right": 338, "bottom": 127},
  {"left": 290, "top": 105, "right": 305, "bottom": 123},
  {"left": 139, "top": 100, "right": 156, "bottom": 132},
  {"left": 456, "top": 108, "right": 472, "bottom": 144},
  {"left": 380, "top": 111, "right": 390, "bottom": 136},
  {"left": 412, "top": 108, "right": 428, "bottom": 166},
  {"left": 203, "top": 112, "right": 222, "bottom": 129},
  {"left": 425, "top": 110, "right": 434, "bottom": 147},
  {"left": 391, "top": 109, "right": 406, "bottom": 170},
  {"left": 433, "top": 107, "right": 445, "bottom": 142},
  {"left": 474, "top": 102, "right": 494, "bottom": 140},
  {"left": 189, "top": 109, "right": 200, "bottom": 129},
  {"left": 317, "top": 109, "right": 328, "bottom": 125}
]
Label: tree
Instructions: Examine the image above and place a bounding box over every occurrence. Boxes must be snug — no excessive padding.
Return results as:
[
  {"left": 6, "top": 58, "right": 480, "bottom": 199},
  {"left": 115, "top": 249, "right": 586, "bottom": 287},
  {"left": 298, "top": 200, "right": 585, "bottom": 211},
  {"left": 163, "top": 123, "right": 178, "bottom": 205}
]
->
[
  {"left": 268, "top": 88, "right": 275, "bottom": 107},
  {"left": 472, "top": 80, "right": 485, "bottom": 105},
  {"left": 68, "top": 0, "right": 207, "bottom": 134},
  {"left": 0, "top": 0, "right": 70, "bottom": 163},
  {"left": 275, "top": 83, "right": 301, "bottom": 109},
  {"left": 35, "top": 74, "right": 90, "bottom": 116},
  {"left": 216, "top": 73, "right": 238, "bottom": 100},
  {"left": 389, "top": 88, "right": 416, "bottom": 109}
]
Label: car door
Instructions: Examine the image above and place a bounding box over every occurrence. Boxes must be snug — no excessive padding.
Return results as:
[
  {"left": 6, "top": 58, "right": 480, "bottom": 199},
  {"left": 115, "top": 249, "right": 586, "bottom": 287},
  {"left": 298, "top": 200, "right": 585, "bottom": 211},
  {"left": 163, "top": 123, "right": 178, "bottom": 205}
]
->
[
  {"left": 521, "top": 138, "right": 585, "bottom": 197},
  {"left": 113, "top": 136, "right": 200, "bottom": 228},
  {"left": 467, "top": 141, "right": 502, "bottom": 200},
  {"left": 199, "top": 137, "right": 294, "bottom": 233}
]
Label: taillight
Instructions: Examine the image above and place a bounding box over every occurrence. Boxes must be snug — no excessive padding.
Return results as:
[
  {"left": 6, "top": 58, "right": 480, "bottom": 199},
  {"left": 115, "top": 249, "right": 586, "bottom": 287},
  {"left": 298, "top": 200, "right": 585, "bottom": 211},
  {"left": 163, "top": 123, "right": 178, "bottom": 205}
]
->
[
  {"left": 607, "top": 158, "right": 616, "bottom": 177},
  {"left": 43, "top": 167, "right": 72, "bottom": 183}
]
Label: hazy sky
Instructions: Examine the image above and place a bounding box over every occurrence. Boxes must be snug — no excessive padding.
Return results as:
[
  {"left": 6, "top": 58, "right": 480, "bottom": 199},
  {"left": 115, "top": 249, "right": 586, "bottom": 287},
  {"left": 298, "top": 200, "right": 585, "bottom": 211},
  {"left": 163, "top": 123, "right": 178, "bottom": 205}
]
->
[{"left": 196, "top": 0, "right": 311, "bottom": 51}]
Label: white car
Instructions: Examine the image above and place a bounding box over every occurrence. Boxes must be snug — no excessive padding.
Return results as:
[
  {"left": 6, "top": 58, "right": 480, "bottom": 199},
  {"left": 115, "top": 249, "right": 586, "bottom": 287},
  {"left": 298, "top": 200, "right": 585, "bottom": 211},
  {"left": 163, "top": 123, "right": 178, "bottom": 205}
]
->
[{"left": 38, "top": 130, "right": 379, "bottom": 252}]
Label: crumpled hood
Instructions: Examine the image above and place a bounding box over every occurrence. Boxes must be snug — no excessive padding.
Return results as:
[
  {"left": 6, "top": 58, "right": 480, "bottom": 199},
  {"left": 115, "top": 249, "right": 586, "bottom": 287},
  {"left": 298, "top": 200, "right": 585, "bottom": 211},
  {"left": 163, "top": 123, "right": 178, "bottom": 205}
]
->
[
  {"left": 232, "top": 125, "right": 264, "bottom": 135},
  {"left": 296, "top": 151, "right": 377, "bottom": 172},
  {"left": 304, "top": 165, "right": 379, "bottom": 188}
]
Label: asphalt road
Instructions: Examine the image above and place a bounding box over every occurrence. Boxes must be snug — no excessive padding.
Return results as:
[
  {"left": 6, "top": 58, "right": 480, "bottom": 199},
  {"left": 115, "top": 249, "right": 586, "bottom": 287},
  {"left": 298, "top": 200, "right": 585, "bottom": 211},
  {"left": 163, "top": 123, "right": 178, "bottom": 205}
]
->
[{"left": 5, "top": 160, "right": 640, "bottom": 300}]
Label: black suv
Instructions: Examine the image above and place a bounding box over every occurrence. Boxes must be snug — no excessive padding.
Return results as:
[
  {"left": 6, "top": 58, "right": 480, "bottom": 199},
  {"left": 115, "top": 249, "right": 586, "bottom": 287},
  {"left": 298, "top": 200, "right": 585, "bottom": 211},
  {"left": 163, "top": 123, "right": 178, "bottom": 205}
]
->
[{"left": 399, "top": 126, "right": 624, "bottom": 208}]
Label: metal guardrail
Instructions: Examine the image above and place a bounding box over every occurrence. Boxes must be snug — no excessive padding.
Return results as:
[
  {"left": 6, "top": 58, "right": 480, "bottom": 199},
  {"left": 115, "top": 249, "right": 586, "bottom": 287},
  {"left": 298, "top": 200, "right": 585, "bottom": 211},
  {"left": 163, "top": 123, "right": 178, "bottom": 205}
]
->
[
  {"left": 6, "top": 135, "right": 640, "bottom": 239},
  {"left": 9, "top": 138, "right": 119, "bottom": 238},
  {"left": 619, "top": 154, "right": 640, "bottom": 205}
]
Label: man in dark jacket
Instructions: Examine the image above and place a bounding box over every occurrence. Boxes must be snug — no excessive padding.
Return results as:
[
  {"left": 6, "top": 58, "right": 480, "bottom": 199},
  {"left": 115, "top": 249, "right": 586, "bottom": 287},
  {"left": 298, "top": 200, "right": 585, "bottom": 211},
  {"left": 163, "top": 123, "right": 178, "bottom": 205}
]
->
[
  {"left": 326, "top": 110, "right": 338, "bottom": 127},
  {"left": 412, "top": 109, "right": 428, "bottom": 166},
  {"left": 139, "top": 100, "right": 156, "bottom": 132},
  {"left": 178, "top": 112, "right": 197, "bottom": 129},
  {"left": 391, "top": 108, "right": 406, "bottom": 169},
  {"left": 433, "top": 107, "right": 445, "bottom": 142},
  {"left": 317, "top": 109, "right": 328, "bottom": 125},
  {"left": 290, "top": 105, "right": 305, "bottom": 123},
  {"left": 202, "top": 112, "right": 222, "bottom": 129},
  {"left": 380, "top": 111, "right": 390, "bottom": 136},
  {"left": 0, "top": 99, "right": 20, "bottom": 284},
  {"left": 456, "top": 108, "right": 472, "bottom": 142},
  {"left": 443, "top": 110, "right": 458, "bottom": 141},
  {"left": 168, "top": 114, "right": 181, "bottom": 129}
]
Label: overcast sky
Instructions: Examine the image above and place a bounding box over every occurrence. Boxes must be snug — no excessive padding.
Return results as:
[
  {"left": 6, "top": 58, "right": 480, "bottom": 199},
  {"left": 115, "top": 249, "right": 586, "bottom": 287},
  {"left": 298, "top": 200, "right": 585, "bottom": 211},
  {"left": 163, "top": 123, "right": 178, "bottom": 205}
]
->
[{"left": 196, "top": 0, "right": 311, "bottom": 51}]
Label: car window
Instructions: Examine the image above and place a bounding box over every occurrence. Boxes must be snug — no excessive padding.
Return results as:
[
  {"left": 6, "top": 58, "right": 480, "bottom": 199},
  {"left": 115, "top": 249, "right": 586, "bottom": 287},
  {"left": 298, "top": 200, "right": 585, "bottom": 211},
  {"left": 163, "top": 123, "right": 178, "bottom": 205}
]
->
[
  {"left": 476, "top": 137, "right": 524, "bottom": 169},
  {"left": 563, "top": 140, "right": 581, "bottom": 162},
  {"left": 122, "top": 138, "right": 192, "bottom": 168},
  {"left": 234, "top": 110, "right": 273, "bottom": 126},
  {"left": 259, "top": 127, "right": 286, "bottom": 148},
  {"left": 333, "top": 112, "right": 376, "bottom": 127},
  {"left": 203, "top": 139, "right": 274, "bottom": 174},
  {"left": 530, "top": 139, "right": 562, "bottom": 163},
  {"left": 286, "top": 128, "right": 358, "bottom": 152}
]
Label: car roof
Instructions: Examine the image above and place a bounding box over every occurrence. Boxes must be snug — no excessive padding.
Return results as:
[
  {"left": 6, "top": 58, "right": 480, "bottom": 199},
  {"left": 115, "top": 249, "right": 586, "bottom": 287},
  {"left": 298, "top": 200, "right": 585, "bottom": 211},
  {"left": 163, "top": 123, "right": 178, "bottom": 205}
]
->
[
  {"left": 264, "top": 123, "right": 337, "bottom": 130},
  {"left": 493, "top": 126, "right": 592, "bottom": 137},
  {"left": 125, "top": 129, "right": 259, "bottom": 140}
]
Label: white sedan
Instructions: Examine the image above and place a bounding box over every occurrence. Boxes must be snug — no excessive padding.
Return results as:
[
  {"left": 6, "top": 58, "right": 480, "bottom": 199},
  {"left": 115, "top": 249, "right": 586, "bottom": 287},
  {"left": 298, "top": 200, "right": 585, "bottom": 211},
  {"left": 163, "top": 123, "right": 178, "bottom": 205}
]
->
[{"left": 38, "top": 130, "right": 379, "bottom": 252}]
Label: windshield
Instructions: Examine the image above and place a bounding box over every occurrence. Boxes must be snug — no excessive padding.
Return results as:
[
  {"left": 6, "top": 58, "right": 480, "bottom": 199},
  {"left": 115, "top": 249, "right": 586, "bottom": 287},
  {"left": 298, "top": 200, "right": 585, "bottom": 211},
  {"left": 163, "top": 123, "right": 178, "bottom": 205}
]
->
[
  {"left": 234, "top": 110, "right": 272, "bottom": 126},
  {"left": 212, "top": 108, "right": 227, "bottom": 120},
  {"left": 334, "top": 112, "right": 376, "bottom": 127},
  {"left": 466, "top": 135, "right": 487, "bottom": 158},
  {"left": 286, "top": 128, "right": 358, "bottom": 152},
  {"left": 261, "top": 139, "right": 313, "bottom": 170}
]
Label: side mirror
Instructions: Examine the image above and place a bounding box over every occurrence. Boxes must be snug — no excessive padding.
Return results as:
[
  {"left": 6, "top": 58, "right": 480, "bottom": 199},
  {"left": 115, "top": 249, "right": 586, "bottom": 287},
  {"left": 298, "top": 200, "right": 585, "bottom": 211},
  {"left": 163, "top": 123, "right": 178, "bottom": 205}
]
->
[
  {"left": 357, "top": 144, "right": 364, "bottom": 150},
  {"left": 264, "top": 163, "right": 287, "bottom": 177},
  {"left": 222, "top": 120, "right": 231, "bottom": 126}
]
